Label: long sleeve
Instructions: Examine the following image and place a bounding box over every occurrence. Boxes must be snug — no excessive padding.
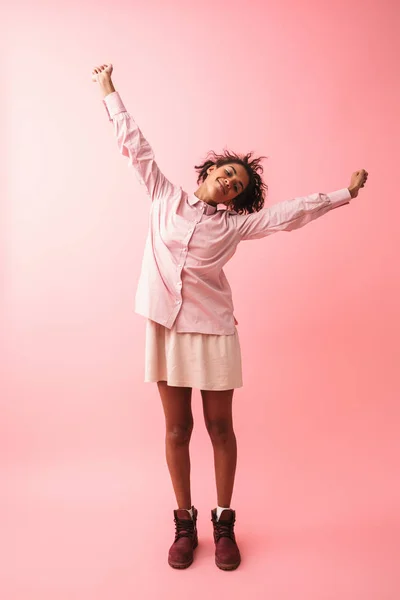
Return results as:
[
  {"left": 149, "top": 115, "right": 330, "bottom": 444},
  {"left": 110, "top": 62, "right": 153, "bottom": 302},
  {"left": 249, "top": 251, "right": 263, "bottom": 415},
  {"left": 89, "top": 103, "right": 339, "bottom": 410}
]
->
[
  {"left": 103, "top": 91, "right": 179, "bottom": 202},
  {"left": 233, "top": 188, "right": 352, "bottom": 241}
]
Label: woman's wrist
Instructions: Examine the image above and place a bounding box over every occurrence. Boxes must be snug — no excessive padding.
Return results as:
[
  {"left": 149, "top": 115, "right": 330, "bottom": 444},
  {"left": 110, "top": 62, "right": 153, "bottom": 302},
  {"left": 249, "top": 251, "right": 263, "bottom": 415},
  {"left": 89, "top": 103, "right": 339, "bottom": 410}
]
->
[
  {"left": 99, "top": 76, "right": 116, "bottom": 98},
  {"left": 348, "top": 186, "right": 357, "bottom": 199}
]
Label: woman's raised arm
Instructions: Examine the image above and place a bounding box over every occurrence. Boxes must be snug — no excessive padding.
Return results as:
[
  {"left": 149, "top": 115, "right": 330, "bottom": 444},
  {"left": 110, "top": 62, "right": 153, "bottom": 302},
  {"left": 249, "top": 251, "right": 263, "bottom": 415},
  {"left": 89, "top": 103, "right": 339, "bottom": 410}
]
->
[{"left": 92, "top": 63, "right": 179, "bottom": 203}]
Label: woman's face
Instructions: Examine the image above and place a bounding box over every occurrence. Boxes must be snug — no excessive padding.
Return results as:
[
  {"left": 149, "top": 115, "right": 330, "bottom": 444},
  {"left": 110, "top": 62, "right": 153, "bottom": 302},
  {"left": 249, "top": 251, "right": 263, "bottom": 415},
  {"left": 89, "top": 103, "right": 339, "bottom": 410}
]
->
[{"left": 206, "top": 163, "right": 250, "bottom": 205}]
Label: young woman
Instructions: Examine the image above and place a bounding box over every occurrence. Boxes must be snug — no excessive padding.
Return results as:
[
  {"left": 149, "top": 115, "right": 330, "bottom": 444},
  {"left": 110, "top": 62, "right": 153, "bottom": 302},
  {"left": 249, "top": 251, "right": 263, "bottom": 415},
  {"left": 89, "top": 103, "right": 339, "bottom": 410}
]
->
[{"left": 92, "top": 63, "right": 368, "bottom": 571}]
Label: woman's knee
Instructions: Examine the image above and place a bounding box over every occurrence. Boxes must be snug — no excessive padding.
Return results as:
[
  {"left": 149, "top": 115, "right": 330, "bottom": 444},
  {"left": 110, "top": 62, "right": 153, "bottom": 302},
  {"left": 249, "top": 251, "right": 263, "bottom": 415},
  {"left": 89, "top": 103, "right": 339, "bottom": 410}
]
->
[
  {"left": 205, "top": 418, "right": 234, "bottom": 445},
  {"left": 166, "top": 422, "right": 194, "bottom": 446}
]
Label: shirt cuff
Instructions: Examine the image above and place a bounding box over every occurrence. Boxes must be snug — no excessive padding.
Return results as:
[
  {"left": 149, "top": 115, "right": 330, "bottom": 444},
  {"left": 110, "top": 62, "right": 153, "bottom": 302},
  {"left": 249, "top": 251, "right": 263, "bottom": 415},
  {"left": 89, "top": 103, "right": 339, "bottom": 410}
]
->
[
  {"left": 328, "top": 188, "right": 352, "bottom": 208},
  {"left": 103, "top": 91, "right": 127, "bottom": 121}
]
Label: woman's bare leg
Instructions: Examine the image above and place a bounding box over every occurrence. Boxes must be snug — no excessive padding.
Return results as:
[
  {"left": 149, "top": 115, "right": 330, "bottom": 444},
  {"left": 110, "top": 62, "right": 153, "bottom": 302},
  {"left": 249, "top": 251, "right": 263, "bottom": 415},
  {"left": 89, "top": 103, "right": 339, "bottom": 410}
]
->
[
  {"left": 157, "top": 381, "right": 193, "bottom": 509},
  {"left": 201, "top": 389, "right": 237, "bottom": 507}
]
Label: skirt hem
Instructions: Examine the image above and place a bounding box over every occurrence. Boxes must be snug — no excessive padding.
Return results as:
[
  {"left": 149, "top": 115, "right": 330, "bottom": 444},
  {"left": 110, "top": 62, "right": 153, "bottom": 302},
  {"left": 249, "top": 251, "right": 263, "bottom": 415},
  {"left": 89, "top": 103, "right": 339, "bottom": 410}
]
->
[{"left": 144, "top": 377, "right": 243, "bottom": 391}]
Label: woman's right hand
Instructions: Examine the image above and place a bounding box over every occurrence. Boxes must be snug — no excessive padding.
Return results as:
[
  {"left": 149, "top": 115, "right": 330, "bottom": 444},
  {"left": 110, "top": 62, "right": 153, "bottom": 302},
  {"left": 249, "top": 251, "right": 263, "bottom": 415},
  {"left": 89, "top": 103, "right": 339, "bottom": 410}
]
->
[{"left": 91, "top": 63, "right": 113, "bottom": 83}]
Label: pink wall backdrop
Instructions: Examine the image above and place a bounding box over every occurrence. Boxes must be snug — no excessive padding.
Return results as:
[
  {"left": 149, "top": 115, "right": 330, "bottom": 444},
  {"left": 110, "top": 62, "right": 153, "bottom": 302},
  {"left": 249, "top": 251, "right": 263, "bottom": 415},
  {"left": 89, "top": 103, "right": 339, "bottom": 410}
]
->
[{"left": 2, "top": 0, "right": 399, "bottom": 598}]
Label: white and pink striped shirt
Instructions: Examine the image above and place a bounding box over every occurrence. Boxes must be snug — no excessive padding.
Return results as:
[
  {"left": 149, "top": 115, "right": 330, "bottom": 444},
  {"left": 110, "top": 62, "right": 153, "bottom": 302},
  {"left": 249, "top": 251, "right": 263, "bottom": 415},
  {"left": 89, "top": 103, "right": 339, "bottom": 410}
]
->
[{"left": 103, "top": 91, "right": 352, "bottom": 335}]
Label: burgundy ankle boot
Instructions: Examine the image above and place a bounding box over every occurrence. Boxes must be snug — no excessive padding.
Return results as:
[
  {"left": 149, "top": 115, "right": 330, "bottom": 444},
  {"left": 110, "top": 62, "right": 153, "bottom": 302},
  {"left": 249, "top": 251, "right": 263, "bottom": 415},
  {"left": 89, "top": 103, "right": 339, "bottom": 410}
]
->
[
  {"left": 168, "top": 506, "right": 198, "bottom": 569},
  {"left": 211, "top": 508, "right": 241, "bottom": 570}
]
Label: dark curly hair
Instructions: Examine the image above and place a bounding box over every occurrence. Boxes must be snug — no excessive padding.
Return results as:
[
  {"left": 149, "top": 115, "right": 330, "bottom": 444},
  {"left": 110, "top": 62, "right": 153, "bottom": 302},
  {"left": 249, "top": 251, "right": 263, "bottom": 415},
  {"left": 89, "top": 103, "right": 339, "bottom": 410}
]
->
[{"left": 194, "top": 148, "right": 268, "bottom": 214}]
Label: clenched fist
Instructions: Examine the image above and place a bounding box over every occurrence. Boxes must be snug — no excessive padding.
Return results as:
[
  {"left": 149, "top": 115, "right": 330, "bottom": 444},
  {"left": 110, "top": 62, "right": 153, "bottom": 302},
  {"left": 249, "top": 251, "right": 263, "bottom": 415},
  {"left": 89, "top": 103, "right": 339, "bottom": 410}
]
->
[
  {"left": 349, "top": 169, "right": 369, "bottom": 198},
  {"left": 91, "top": 63, "right": 113, "bottom": 83}
]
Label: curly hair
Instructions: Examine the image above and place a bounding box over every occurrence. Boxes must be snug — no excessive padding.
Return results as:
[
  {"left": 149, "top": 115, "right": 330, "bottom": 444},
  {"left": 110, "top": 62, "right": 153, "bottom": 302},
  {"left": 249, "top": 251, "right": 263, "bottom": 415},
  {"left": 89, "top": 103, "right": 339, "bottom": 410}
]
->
[{"left": 194, "top": 148, "right": 268, "bottom": 215}]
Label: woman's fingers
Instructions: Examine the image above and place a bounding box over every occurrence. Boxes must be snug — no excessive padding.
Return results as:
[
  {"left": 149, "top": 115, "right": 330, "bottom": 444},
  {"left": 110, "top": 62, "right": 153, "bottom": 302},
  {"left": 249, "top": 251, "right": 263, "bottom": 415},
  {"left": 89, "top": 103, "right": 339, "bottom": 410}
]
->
[{"left": 91, "top": 63, "right": 113, "bottom": 82}]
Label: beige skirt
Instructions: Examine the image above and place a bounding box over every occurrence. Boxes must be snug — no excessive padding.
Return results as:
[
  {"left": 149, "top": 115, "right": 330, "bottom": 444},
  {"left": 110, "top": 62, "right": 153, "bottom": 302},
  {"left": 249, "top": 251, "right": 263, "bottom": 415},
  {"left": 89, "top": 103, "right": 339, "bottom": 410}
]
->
[{"left": 144, "top": 319, "right": 243, "bottom": 391}]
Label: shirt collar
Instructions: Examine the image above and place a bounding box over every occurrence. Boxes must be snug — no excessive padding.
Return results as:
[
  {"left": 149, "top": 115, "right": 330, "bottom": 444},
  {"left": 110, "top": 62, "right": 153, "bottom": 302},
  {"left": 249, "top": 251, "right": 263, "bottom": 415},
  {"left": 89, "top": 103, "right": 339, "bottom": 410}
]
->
[{"left": 188, "top": 193, "right": 227, "bottom": 215}]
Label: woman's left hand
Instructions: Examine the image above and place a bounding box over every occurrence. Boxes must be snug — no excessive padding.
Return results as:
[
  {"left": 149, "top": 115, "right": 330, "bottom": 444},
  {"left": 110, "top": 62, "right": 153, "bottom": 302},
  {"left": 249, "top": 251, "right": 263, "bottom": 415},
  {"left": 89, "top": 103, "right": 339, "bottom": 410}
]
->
[{"left": 348, "top": 169, "right": 369, "bottom": 198}]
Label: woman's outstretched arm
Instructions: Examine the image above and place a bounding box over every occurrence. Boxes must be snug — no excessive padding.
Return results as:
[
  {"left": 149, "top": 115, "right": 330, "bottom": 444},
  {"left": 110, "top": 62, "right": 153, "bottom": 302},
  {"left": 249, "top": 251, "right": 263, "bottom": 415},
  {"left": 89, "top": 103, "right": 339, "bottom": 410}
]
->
[
  {"left": 233, "top": 169, "right": 368, "bottom": 242},
  {"left": 92, "top": 63, "right": 179, "bottom": 203}
]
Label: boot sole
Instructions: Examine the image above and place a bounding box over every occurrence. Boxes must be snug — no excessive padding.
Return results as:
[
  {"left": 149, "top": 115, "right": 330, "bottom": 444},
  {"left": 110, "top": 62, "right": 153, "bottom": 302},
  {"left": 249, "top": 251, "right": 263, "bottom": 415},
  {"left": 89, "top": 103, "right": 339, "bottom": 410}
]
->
[
  {"left": 215, "top": 558, "right": 241, "bottom": 571},
  {"left": 168, "top": 559, "right": 194, "bottom": 569},
  {"left": 168, "top": 540, "right": 198, "bottom": 569}
]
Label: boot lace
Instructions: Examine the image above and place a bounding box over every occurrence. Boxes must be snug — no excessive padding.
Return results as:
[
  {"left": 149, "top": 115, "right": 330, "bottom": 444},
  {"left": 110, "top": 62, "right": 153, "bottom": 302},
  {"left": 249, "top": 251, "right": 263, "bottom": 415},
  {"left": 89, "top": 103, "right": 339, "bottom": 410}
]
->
[
  {"left": 174, "top": 516, "right": 195, "bottom": 542},
  {"left": 213, "top": 515, "right": 236, "bottom": 542}
]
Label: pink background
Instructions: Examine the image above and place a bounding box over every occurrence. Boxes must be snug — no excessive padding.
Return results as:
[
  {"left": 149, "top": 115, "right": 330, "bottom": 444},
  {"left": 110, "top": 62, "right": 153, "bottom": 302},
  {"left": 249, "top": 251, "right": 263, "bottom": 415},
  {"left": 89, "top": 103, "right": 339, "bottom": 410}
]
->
[{"left": 2, "top": 0, "right": 400, "bottom": 598}]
